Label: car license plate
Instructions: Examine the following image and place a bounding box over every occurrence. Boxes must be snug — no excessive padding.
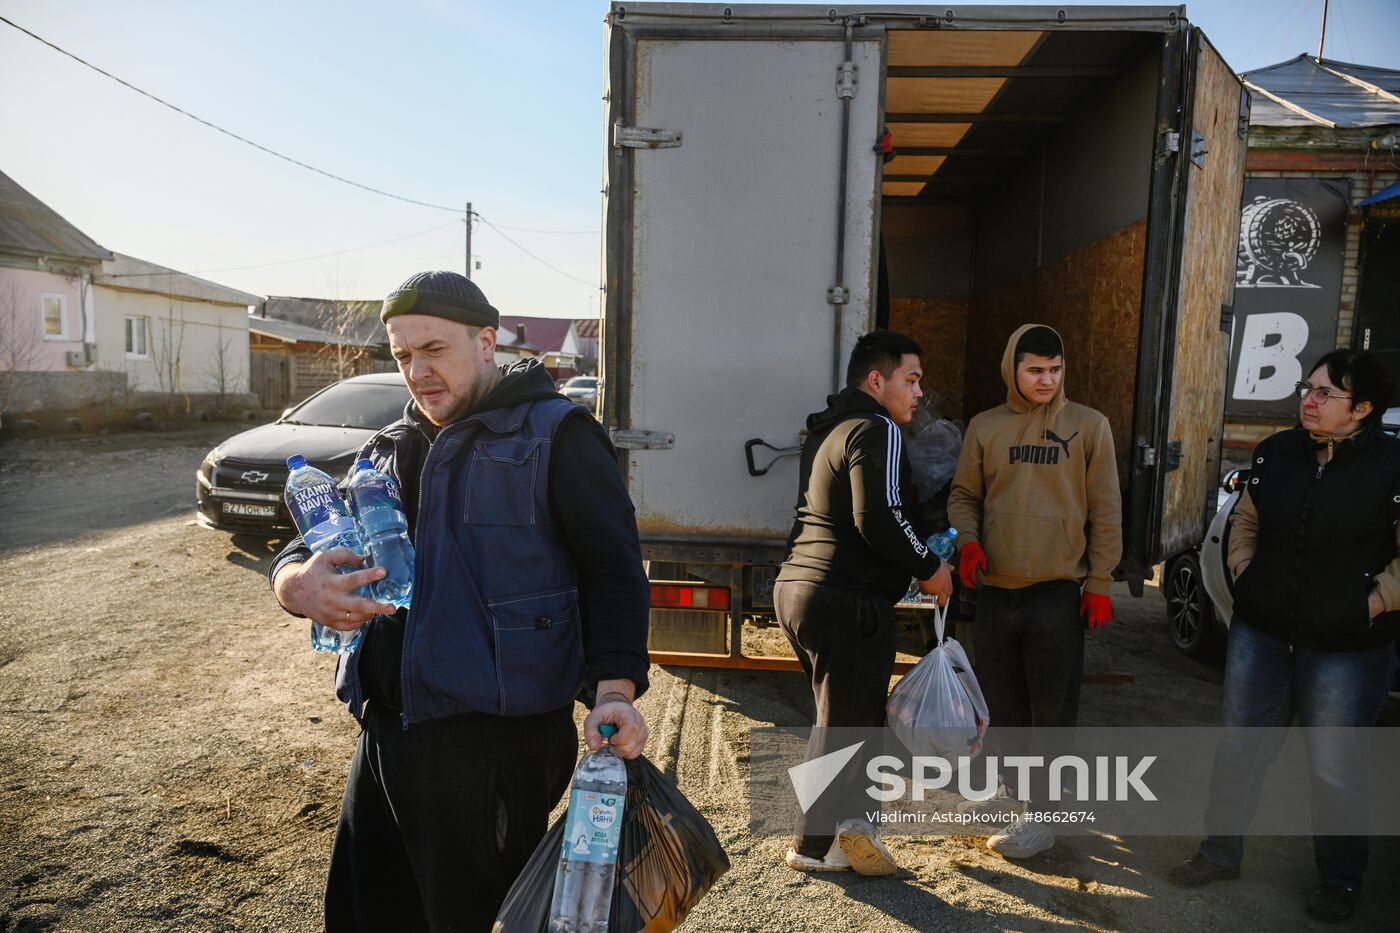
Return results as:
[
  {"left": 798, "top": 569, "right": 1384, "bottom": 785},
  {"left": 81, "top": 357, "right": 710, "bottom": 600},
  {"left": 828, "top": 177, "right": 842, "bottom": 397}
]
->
[{"left": 223, "top": 501, "right": 277, "bottom": 518}]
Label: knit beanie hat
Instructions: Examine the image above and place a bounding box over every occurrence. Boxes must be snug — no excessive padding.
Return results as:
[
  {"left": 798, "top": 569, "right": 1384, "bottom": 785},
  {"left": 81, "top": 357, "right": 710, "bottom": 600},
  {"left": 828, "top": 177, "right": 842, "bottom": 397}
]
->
[{"left": 380, "top": 270, "right": 500, "bottom": 329}]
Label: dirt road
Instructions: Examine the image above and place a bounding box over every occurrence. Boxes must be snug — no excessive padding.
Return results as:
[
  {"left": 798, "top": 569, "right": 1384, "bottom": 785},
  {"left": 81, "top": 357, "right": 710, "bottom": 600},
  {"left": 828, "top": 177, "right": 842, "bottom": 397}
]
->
[{"left": 2, "top": 427, "right": 1396, "bottom": 932}]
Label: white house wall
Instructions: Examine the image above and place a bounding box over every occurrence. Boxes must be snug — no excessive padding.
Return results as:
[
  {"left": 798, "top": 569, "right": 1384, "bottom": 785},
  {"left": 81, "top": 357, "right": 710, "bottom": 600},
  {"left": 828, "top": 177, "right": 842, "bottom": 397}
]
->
[{"left": 93, "top": 287, "right": 250, "bottom": 394}]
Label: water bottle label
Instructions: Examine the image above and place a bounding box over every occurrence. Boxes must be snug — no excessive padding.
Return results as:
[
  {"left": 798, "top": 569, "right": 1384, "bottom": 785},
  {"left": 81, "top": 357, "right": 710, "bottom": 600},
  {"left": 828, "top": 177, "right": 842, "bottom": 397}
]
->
[
  {"left": 352, "top": 476, "right": 402, "bottom": 514},
  {"left": 561, "top": 789, "right": 623, "bottom": 865},
  {"left": 303, "top": 513, "right": 357, "bottom": 550},
  {"left": 287, "top": 480, "right": 347, "bottom": 537}
]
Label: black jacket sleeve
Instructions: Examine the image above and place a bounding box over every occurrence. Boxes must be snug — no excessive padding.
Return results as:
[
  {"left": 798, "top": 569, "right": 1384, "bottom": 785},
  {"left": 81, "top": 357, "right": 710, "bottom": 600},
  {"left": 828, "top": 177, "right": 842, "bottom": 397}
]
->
[
  {"left": 549, "top": 414, "right": 651, "bottom": 700},
  {"left": 848, "top": 417, "right": 941, "bottom": 581}
]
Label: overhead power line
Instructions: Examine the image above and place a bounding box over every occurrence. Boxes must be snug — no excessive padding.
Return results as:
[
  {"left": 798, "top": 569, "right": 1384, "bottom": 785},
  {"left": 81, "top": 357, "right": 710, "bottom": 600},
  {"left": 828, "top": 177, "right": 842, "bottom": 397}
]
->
[
  {"left": 486, "top": 221, "right": 599, "bottom": 235},
  {"left": 99, "top": 220, "right": 461, "bottom": 277},
  {"left": 0, "top": 14, "right": 461, "bottom": 213},
  {"left": 476, "top": 216, "right": 597, "bottom": 288},
  {"left": 2, "top": 15, "right": 605, "bottom": 279},
  {"left": 194, "top": 220, "right": 462, "bottom": 274}
]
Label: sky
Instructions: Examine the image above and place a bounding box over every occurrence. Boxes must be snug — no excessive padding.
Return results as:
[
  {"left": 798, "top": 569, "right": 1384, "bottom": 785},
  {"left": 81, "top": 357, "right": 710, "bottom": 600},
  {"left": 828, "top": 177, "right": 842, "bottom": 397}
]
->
[{"left": 2, "top": 0, "right": 1397, "bottom": 319}]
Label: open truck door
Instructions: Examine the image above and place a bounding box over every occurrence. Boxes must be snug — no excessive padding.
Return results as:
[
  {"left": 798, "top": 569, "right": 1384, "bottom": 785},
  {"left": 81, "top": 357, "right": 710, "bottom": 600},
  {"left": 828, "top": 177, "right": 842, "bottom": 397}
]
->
[
  {"left": 602, "top": 10, "right": 883, "bottom": 663},
  {"left": 1127, "top": 27, "right": 1249, "bottom": 581}
]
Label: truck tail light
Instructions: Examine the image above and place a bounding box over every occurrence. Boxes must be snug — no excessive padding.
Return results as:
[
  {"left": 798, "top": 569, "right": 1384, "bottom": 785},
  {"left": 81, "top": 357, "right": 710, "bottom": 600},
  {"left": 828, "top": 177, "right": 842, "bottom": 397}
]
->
[{"left": 650, "top": 582, "right": 731, "bottom": 611}]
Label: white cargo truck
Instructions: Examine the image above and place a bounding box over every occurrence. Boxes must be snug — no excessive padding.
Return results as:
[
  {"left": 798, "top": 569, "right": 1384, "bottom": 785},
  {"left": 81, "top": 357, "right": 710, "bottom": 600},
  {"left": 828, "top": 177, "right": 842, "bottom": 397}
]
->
[{"left": 598, "top": 4, "right": 1249, "bottom": 668}]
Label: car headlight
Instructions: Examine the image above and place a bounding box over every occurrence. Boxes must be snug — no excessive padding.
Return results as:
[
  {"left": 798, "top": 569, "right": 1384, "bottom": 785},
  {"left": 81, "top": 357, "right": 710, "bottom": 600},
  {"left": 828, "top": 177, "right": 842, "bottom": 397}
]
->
[{"left": 198, "top": 454, "right": 216, "bottom": 488}]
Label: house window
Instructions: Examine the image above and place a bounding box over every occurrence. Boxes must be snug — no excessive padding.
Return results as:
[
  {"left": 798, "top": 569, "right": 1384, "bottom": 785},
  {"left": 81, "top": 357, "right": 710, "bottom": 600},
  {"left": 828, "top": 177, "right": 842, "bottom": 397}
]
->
[
  {"left": 41, "top": 293, "right": 68, "bottom": 340},
  {"left": 125, "top": 316, "right": 150, "bottom": 358}
]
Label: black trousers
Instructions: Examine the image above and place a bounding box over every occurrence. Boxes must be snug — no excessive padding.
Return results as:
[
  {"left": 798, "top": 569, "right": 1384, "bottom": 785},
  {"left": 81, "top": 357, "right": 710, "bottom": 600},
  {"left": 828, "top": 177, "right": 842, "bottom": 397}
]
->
[
  {"left": 325, "top": 702, "right": 577, "bottom": 933},
  {"left": 971, "top": 580, "right": 1084, "bottom": 809},
  {"left": 775, "top": 579, "right": 896, "bottom": 859}
]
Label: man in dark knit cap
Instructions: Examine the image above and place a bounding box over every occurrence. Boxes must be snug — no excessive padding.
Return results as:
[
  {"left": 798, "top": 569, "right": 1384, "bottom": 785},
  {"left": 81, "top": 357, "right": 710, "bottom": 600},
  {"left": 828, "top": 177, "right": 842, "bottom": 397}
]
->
[{"left": 270, "top": 271, "right": 650, "bottom": 932}]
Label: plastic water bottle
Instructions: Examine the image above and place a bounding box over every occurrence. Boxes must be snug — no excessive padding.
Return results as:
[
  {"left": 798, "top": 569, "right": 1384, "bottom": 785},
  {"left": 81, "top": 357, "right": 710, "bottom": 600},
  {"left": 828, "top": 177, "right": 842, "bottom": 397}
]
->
[
  {"left": 905, "top": 527, "right": 959, "bottom": 601},
  {"left": 930, "top": 526, "right": 958, "bottom": 562},
  {"left": 549, "top": 724, "right": 627, "bottom": 932},
  {"left": 346, "top": 458, "right": 415, "bottom": 609},
  {"left": 284, "top": 454, "right": 369, "bottom": 655}
]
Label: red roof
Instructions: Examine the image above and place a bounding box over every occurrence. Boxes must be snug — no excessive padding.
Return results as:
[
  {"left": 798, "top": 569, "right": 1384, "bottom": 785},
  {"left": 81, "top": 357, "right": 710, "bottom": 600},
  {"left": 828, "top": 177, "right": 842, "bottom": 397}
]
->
[{"left": 498, "top": 316, "right": 576, "bottom": 354}]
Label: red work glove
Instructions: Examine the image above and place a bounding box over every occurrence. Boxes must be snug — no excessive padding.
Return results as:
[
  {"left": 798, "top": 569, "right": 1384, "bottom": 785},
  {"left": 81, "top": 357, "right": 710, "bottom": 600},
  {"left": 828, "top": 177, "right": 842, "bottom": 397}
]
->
[
  {"left": 957, "top": 541, "right": 987, "bottom": 590},
  {"left": 1081, "top": 592, "right": 1113, "bottom": 630}
]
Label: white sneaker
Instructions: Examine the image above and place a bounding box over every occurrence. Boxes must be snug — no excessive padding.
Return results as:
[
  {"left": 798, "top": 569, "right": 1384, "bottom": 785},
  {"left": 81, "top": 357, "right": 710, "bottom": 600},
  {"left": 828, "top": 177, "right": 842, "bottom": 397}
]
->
[
  {"left": 783, "top": 838, "right": 851, "bottom": 872},
  {"left": 835, "top": 819, "right": 899, "bottom": 876},
  {"left": 987, "top": 814, "right": 1054, "bottom": 859},
  {"left": 956, "top": 781, "right": 1025, "bottom": 819}
]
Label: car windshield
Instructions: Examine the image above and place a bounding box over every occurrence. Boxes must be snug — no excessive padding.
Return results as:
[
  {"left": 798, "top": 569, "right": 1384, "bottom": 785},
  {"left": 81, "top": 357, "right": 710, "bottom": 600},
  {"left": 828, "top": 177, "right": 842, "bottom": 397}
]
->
[
  {"left": 284, "top": 382, "right": 412, "bottom": 429},
  {"left": 566, "top": 377, "right": 597, "bottom": 388}
]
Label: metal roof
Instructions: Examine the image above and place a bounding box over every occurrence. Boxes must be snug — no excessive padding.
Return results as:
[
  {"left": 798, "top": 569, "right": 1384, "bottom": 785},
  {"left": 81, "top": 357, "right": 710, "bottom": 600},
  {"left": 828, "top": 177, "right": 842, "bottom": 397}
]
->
[
  {"left": 1244, "top": 55, "right": 1400, "bottom": 129},
  {"left": 263, "top": 296, "right": 387, "bottom": 346},
  {"left": 96, "top": 253, "right": 262, "bottom": 307},
  {"left": 0, "top": 169, "right": 112, "bottom": 263},
  {"left": 248, "top": 315, "right": 374, "bottom": 347},
  {"left": 1359, "top": 179, "right": 1400, "bottom": 207}
]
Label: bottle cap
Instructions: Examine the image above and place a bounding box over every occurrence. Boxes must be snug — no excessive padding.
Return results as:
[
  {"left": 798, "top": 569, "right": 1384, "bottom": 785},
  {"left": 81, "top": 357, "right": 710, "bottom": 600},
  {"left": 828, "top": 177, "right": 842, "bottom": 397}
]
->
[
  {"left": 599, "top": 723, "right": 618, "bottom": 739},
  {"left": 946, "top": 526, "right": 958, "bottom": 537},
  {"left": 286, "top": 454, "right": 306, "bottom": 470},
  {"left": 355, "top": 458, "right": 374, "bottom": 472}
]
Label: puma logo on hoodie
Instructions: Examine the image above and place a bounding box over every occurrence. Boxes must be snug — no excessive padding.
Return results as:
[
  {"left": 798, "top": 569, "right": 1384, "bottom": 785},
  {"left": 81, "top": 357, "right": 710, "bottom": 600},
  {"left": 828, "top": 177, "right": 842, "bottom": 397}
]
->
[{"left": 1007, "top": 429, "right": 1079, "bottom": 465}]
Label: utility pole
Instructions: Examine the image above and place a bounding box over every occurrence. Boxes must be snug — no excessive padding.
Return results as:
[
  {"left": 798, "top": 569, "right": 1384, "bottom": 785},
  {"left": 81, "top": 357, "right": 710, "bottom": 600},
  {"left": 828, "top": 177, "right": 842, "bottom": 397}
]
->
[
  {"left": 467, "top": 201, "right": 478, "bottom": 277},
  {"left": 464, "top": 202, "right": 473, "bottom": 279},
  {"left": 1316, "top": 0, "right": 1329, "bottom": 62}
]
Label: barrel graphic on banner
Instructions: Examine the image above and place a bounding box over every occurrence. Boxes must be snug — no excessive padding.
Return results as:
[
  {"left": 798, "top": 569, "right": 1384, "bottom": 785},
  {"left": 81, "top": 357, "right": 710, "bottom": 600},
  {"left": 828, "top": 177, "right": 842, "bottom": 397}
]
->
[{"left": 1236, "top": 196, "right": 1323, "bottom": 288}]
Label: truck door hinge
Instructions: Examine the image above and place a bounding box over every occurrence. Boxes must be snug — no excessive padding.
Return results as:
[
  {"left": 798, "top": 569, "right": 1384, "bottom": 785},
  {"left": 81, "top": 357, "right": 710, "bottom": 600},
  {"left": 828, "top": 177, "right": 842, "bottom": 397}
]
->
[
  {"left": 1189, "top": 130, "right": 1208, "bottom": 168},
  {"left": 826, "top": 286, "right": 849, "bottom": 305},
  {"left": 1137, "top": 443, "right": 1157, "bottom": 468},
  {"left": 1165, "top": 440, "right": 1183, "bottom": 472},
  {"left": 613, "top": 124, "right": 683, "bottom": 150},
  {"left": 836, "top": 62, "right": 858, "bottom": 99},
  {"left": 1158, "top": 129, "right": 1181, "bottom": 160},
  {"left": 608, "top": 428, "right": 675, "bottom": 450}
]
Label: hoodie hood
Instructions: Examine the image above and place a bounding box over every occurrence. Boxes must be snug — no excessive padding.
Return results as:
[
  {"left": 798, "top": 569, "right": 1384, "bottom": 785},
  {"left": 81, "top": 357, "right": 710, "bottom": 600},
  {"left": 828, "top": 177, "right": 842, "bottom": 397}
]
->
[
  {"left": 1002, "top": 323, "right": 1068, "bottom": 414},
  {"left": 806, "top": 386, "right": 891, "bottom": 435},
  {"left": 403, "top": 358, "right": 565, "bottom": 442}
]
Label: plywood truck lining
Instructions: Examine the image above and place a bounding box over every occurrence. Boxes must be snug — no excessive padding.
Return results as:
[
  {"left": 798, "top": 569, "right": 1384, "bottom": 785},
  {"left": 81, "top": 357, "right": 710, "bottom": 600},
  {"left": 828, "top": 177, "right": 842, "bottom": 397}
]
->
[
  {"left": 962, "top": 219, "right": 1148, "bottom": 492},
  {"left": 1157, "top": 36, "right": 1248, "bottom": 557},
  {"left": 889, "top": 297, "right": 969, "bottom": 418},
  {"left": 886, "top": 29, "right": 1044, "bottom": 68},
  {"left": 886, "top": 77, "right": 1009, "bottom": 114}
]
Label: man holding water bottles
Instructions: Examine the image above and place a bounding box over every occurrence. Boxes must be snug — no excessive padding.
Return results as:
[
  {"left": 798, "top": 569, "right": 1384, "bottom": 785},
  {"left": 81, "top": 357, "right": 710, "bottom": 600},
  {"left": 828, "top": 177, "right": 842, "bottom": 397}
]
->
[{"left": 269, "top": 270, "right": 650, "bottom": 932}]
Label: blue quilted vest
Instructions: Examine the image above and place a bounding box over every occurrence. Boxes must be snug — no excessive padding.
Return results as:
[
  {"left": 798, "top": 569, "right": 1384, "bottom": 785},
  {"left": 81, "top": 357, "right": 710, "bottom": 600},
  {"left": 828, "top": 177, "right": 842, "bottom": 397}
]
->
[{"left": 341, "top": 395, "right": 585, "bottom": 726}]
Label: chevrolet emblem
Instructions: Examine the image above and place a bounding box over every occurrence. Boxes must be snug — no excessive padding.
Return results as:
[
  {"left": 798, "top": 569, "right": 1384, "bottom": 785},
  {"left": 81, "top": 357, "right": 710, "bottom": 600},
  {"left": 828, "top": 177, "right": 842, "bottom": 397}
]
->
[{"left": 241, "top": 470, "right": 269, "bottom": 483}]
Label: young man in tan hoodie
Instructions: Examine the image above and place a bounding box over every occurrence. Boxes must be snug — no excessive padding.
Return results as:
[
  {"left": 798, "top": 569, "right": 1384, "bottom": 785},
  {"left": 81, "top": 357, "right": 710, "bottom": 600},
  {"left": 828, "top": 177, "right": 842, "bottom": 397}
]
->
[{"left": 947, "top": 323, "right": 1122, "bottom": 858}]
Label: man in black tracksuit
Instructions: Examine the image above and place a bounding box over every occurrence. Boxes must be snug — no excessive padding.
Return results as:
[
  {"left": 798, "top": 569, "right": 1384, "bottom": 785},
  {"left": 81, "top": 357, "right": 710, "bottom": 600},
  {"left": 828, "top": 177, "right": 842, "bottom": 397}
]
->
[
  {"left": 776, "top": 329, "right": 953, "bottom": 876},
  {"left": 270, "top": 271, "right": 649, "bottom": 932}
]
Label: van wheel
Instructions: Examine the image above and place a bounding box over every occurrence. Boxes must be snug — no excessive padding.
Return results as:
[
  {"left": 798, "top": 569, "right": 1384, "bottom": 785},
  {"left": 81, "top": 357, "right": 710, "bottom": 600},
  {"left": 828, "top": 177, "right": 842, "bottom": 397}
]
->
[{"left": 1165, "top": 553, "right": 1217, "bottom": 658}]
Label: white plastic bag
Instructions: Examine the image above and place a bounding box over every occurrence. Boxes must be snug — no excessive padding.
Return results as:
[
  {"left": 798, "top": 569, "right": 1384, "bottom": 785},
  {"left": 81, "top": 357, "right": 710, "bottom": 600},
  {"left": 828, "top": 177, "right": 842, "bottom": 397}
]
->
[{"left": 886, "top": 603, "right": 990, "bottom": 761}]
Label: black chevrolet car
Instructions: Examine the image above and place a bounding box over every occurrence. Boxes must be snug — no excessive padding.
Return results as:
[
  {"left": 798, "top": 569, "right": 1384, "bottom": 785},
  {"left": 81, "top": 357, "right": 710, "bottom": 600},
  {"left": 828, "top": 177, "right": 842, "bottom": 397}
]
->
[{"left": 196, "top": 372, "right": 412, "bottom": 536}]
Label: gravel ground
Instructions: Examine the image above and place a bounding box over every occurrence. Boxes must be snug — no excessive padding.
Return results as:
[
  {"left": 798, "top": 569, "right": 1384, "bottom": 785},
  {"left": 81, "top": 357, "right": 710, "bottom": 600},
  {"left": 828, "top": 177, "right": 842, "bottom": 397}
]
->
[{"left": 1, "top": 426, "right": 1396, "bottom": 932}]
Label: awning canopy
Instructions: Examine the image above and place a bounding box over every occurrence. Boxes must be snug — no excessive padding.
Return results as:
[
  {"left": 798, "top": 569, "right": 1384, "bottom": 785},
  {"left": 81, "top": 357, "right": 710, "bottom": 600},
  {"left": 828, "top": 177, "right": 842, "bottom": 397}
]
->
[{"left": 1358, "top": 179, "right": 1400, "bottom": 207}]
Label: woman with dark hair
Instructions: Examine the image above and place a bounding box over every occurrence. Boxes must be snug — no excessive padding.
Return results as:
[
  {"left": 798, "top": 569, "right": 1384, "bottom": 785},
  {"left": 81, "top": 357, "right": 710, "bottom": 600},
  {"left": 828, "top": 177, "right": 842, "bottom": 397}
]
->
[{"left": 1168, "top": 349, "right": 1400, "bottom": 923}]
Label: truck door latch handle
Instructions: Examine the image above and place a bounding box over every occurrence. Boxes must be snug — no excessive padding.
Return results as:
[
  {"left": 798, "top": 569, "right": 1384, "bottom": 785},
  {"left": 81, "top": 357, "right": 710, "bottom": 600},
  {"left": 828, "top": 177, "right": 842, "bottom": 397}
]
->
[{"left": 745, "top": 438, "right": 800, "bottom": 477}]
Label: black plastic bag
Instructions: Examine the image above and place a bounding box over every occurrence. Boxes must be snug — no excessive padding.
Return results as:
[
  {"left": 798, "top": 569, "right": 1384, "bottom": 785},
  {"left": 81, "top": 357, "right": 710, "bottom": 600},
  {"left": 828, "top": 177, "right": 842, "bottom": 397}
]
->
[{"left": 494, "top": 755, "right": 729, "bottom": 932}]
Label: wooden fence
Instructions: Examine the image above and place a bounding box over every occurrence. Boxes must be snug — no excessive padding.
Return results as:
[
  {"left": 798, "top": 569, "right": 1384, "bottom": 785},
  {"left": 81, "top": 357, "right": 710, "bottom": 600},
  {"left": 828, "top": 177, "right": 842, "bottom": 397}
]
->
[{"left": 249, "top": 351, "right": 292, "bottom": 410}]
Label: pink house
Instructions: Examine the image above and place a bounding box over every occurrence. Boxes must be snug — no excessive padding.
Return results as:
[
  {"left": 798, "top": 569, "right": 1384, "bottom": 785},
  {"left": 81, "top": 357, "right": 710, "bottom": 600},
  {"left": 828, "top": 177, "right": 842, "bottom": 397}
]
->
[{"left": 0, "top": 170, "right": 114, "bottom": 411}]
